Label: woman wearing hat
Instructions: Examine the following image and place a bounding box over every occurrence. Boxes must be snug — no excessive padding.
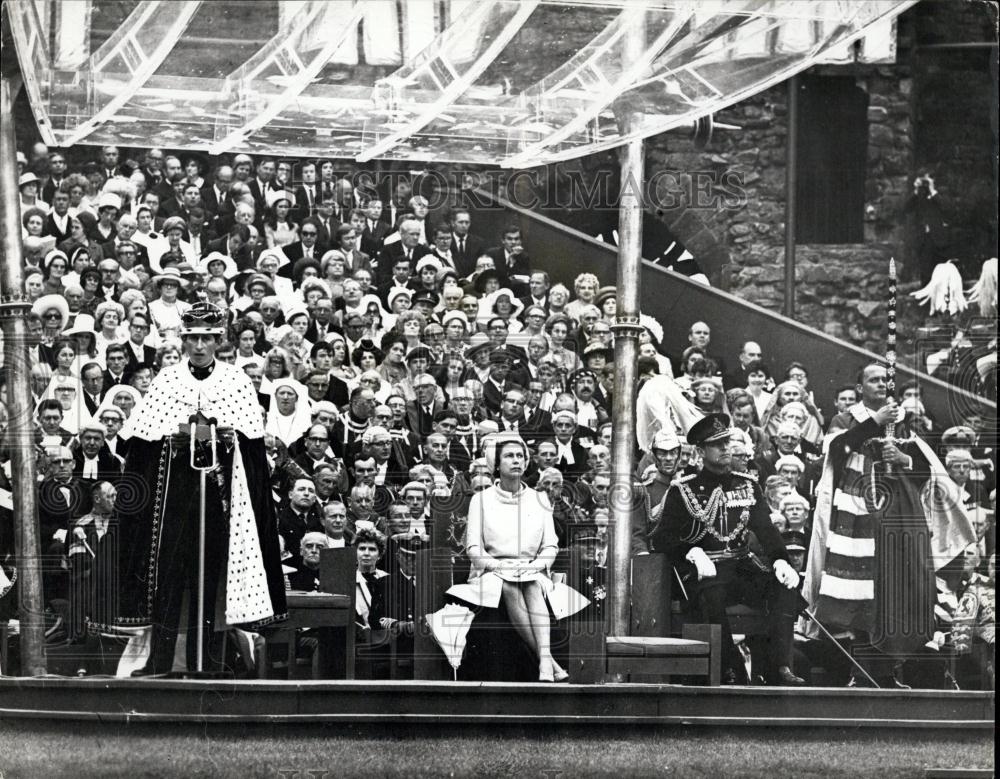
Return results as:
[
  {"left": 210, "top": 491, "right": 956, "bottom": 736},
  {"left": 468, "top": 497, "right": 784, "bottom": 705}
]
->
[
  {"left": 61, "top": 246, "right": 96, "bottom": 290},
  {"left": 94, "top": 384, "right": 143, "bottom": 422},
  {"left": 93, "top": 300, "right": 127, "bottom": 358},
  {"left": 441, "top": 310, "right": 471, "bottom": 354},
  {"left": 19, "top": 172, "right": 49, "bottom": 213},
  {"left": 358, "top": 294, "right": 391, "bottom": 342},
  {"left": 31, "top": 294, "right": 71, "bottom": 347},
  {"left": 451, "top": 432, "right": 587, "bottom": 682},
  {"left": 148, "top": 266, "right": 192, "bottom": 338},
  {"left": 596, "top": 286, "right": 617, "bottom": 325},
  {"left": 265, "top": 377, "right": 313, "bottom": 448},
  {"left": 484, "top": 288, "right": 525, "bottom": 334}
]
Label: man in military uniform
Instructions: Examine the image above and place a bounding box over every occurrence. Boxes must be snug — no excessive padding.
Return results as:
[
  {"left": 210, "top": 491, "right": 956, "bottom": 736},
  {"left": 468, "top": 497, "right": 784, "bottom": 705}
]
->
[
  {"left": 650, "top": 414, "right": 806, "bottom": 685},
  {"left": 631, "top": 429, "right": 683, "bottom": 556}
]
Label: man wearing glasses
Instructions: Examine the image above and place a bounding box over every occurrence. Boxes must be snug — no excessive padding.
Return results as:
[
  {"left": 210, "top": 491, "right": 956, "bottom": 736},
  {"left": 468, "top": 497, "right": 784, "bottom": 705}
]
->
[
  {"left": 123, "top": 312, "right": 156, "bottom": 373},
  {"left": 282, "top": 219, "right": 325, "bottom": 272}
]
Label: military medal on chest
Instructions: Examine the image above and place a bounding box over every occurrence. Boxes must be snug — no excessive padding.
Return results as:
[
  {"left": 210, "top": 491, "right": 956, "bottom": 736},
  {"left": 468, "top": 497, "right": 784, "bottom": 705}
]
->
[{"left": 678, "top": 479, "right": 754, "bottom": 548}]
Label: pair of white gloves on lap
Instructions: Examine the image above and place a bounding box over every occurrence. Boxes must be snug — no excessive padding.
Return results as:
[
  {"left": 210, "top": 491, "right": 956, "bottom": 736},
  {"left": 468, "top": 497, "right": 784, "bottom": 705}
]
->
[{"left": 685, "top": 547, "right": 799, "bottom": 589}]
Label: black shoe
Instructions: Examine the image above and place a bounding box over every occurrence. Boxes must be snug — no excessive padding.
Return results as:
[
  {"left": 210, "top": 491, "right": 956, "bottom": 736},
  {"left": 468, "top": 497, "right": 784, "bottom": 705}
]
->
[
  {"left": 879, "top": 674, "right": 911, "bottom": 690},
  {"left": 722, "top": 669, "right": 741, "bottom": 685},
  {"left": 130, "top": 667, "right": 169, "bottom": 679},
  {"left": 774, "top": 665, "right": 806, "bottom": 686}
]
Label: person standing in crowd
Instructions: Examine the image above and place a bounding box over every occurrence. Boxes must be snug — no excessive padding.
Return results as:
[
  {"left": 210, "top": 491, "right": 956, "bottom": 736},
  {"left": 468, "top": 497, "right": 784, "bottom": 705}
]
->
[{"left": 802, "top": 363, "right": 975, "bottom": 687}]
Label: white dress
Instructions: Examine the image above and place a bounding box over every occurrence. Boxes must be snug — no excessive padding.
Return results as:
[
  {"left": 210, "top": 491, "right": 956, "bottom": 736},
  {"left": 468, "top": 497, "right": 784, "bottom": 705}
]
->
[{"left": 448, "top": 484, "right": 588, "bottom": 618}]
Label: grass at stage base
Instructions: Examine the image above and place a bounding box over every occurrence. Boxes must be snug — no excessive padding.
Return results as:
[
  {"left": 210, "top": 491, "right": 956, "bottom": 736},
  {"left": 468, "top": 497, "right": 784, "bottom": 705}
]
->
[{"left": 0, "top": 722, "right": 993, "bottom": 778}]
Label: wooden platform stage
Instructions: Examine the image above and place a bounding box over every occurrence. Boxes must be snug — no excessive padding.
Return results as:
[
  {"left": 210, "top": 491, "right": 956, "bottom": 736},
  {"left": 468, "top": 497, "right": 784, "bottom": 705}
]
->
[{"left": 0, "top": 678, "right": 993, "bottom": 730}]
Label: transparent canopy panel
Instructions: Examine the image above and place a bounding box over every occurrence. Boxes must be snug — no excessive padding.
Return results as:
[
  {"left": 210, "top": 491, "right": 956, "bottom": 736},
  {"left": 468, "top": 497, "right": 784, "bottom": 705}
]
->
[{"left": 8, "top": 0, "right": 914, "bottom": 167}]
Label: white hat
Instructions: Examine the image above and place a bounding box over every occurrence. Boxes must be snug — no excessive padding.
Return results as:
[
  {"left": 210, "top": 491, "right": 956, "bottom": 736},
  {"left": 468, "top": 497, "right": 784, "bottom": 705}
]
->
[
  {"left": 97, "top": 192, "right": 122, "bottom": 211},
  {"left": 18, "top": 172, "right": 40, "bottom": 187},
  {"left": 651, "top": 428, "right": 681, "bottom": 451},
  {"left": 199, "top": 251, "right": 239, "bottom": 279},
  {"left": 31, "top": 294, "right": 70, "bottom": 331},
  {"left": 482, "top": 431, "right": 527, "bottom": 473},
  {"left": 63, "top": 313, "right": 96, "bottom": 337},
  {"left": 415, "top": 256, "right": 443, "bottom": 274}
]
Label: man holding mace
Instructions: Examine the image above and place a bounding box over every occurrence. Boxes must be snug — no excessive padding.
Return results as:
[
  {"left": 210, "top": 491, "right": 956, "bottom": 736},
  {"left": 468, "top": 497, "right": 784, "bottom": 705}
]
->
[
  {"left": 801, "top": 362, "right": 975, "bottom": 686},
  {"left": 801, "top": 260, "right": 975, "bottom": 687},
  {"left": 119, "top": 302, "right": 286, "bottom": 676}
]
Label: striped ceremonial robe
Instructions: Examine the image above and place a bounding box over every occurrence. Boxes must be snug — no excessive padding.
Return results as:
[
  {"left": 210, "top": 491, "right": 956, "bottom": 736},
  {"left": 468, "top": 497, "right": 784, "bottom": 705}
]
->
[{"left": 805, "top": 404, "right": 936, "bottom": 653}]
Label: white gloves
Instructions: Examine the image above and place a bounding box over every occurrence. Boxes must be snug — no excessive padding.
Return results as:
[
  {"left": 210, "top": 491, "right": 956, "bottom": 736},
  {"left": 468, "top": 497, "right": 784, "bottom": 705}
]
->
[
  {"left": 686, "top": 547, "right": 717, "bottom": 581},
  {"left": 773, "top": 559, "right": 800, "bottom": 589}
]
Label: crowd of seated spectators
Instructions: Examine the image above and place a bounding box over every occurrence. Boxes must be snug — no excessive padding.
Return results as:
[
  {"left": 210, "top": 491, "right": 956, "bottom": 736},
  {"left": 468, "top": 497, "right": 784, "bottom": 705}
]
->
[{"left": 0, "top": 143, "right": 994, "bottom": 687}]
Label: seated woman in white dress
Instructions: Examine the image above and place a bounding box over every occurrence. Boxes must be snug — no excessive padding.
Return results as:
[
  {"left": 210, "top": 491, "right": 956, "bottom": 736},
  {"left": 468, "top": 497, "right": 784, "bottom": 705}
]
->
[{"left": 455, "top": 432, "right": 587, "bottom": 682}]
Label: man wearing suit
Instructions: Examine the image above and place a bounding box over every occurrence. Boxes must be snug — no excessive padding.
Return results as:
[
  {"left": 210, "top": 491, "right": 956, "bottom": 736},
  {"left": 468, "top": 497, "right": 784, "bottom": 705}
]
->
[
  {"left": 279, "top": 423, "right": 342, "bottom": 495},
  {"left": 304, "top": 299, "right": 337, "bottom": 344},
  {"left": 405, "top": 374, "right": 444, "bottom": 440},
  {"left": 523, "top": 382, "right": 553, "bottom": 441},
  {"left": 100, "top": 216, "right": 150, "bottom": 270},
  {"left": 486, "top": 225, "right": 532, "bottom": 292},
  {"left": 361, "top": 199, "right": 390, "bottom": 257},
  {"left": 199, "top": 165, "right": 233, "bottom": 218},
  {"left": 38, "top": 446, "right": 91, "bottom": 602},
  {"left": 312, "top": 194, "right": 341, "bottom": 250},
  {"left": 449, "top": 208, "right": 485, "bottom": 278},
  {"left": 204, "top": 225, "right": 254, "bottom": 272},
  {"left": 98, "top": 145, "right": 122, "bottom": 183},
  {"left": 518, "top": 271, "right": 551, "bottom": 313},
  {"left": 248, "top": 158, "right": 280, "bottom": 215},
  {"left": 102, "top": 344, "right": 132, "bottom": 388},
  {"left": 376, "top": 217, "right": 430, "bottom": 288},
  {"left": 44, "top": 189, "right": 73, "bottom": 243},
  {"left": 121, "top": 313, "right": 157, "bottom": 374},
  {"left": 41, "top": 151, "right": 67, "bottom": 203},
  {"left": 277, "top": 477, "right": 324, "bottom": 573},
  {"left": 140, "top": 148, "right": 165, "bottom": 193},
  {"left": 280, "top": 219, "right": 325, "bottom": 278},
  {"left": 293, "top": 161, "right": 320, "bottom": 223},
  {"left": 481, "top": 349, "right": 519, "bottom": 417},
  {"left": 79, "top": 362, "right": 106, "bottom": 415}
]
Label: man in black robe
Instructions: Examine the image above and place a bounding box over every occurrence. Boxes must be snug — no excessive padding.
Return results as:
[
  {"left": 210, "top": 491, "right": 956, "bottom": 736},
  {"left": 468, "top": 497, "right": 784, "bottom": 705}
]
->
[{"left": 119, "top": 303, "right": 286, "bottom": 676}]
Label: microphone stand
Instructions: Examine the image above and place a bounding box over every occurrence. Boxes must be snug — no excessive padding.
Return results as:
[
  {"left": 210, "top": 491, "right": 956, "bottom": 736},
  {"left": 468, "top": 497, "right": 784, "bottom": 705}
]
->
[{"left": 185, "top": 409, "right": 218, "bottom": 675}]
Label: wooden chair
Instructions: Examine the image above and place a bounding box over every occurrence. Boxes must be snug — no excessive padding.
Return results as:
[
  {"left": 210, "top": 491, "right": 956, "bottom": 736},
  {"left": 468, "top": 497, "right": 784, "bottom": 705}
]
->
[
  {"left": 257, "top": 547, "right": 356, "bottom": 679},
  {"left": 568, "top": 534, "right": 721, "bottom": 685}
]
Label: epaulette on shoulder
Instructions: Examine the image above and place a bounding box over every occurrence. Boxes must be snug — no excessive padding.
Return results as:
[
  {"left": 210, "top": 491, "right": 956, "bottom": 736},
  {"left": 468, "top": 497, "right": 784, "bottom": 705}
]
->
[
  {"left": 730, "top": 470, "right": 755, "bottom": 480},
  {"left": 638, "top": 465, "right": 657, "bottom": 485},
  {"left": 675, "top": 473, "right": 697, "bottom": 484}
]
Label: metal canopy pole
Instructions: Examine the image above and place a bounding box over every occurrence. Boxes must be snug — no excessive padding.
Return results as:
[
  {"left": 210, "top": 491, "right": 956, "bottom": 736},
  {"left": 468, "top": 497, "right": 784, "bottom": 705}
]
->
[
  {"left": 608, "top": 12, "right": 646, "bottom": 640},
  {"left": 0, "top": 77, "right": 46, "bottom": 676},
  {"left": 784, "top": 74, "right": 799, "bottom": 318}
]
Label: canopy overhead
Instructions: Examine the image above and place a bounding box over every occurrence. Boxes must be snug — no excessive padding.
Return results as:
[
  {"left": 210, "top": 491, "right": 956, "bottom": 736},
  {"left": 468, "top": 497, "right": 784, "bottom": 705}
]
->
[{"left": 8, "top": 0, "right": 913, "bottom": 167}]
